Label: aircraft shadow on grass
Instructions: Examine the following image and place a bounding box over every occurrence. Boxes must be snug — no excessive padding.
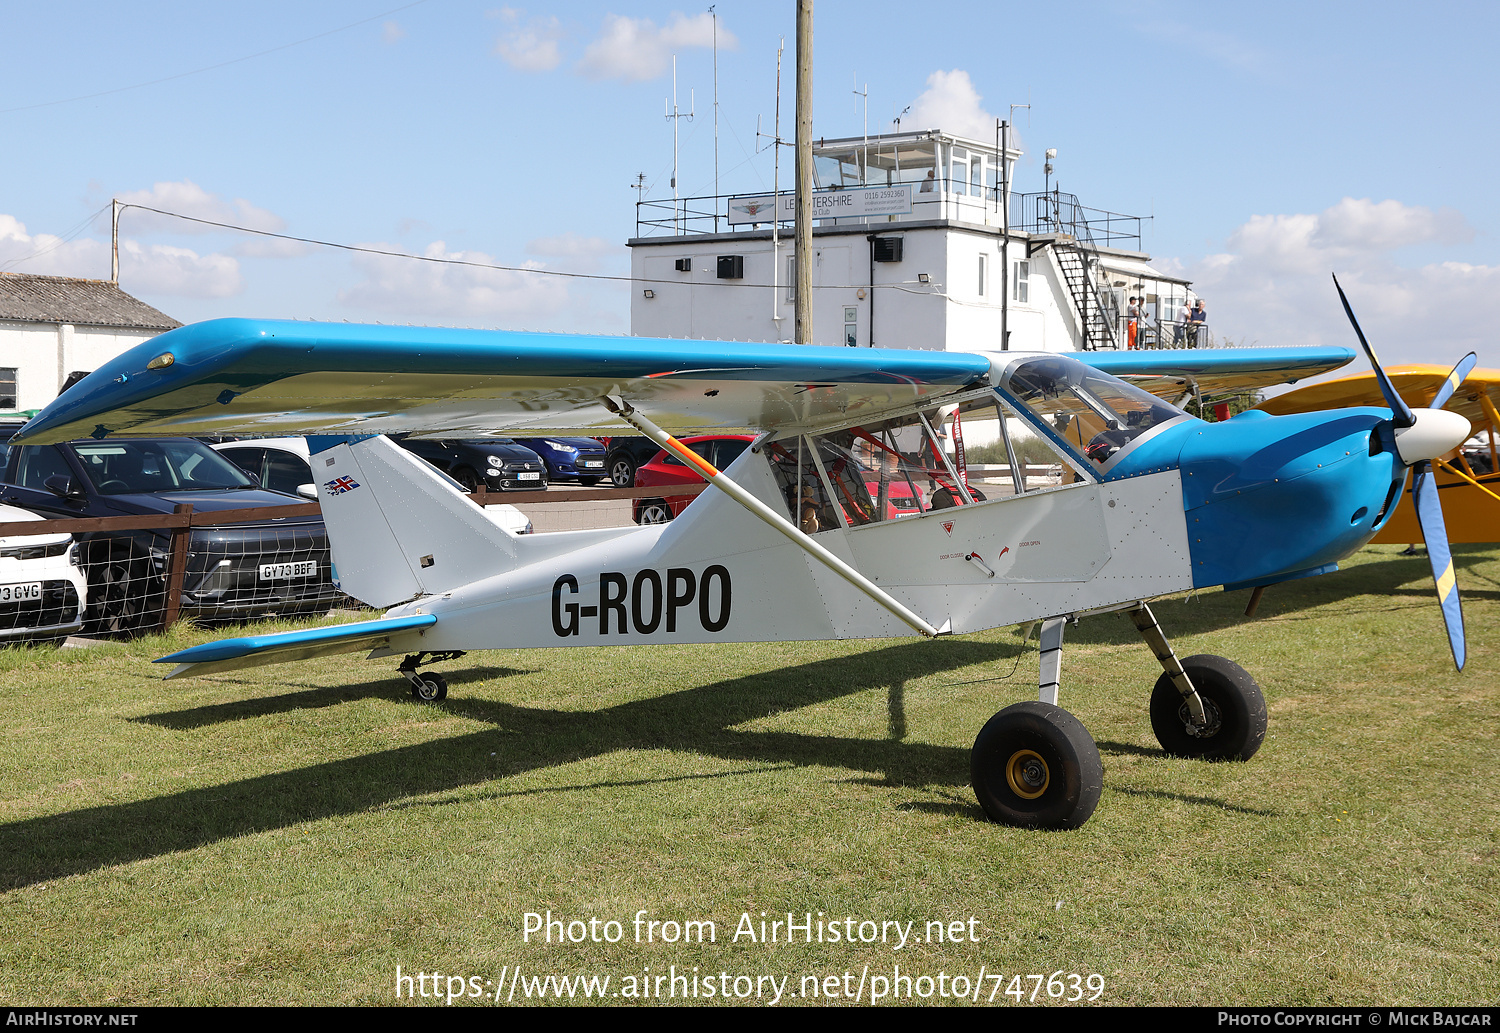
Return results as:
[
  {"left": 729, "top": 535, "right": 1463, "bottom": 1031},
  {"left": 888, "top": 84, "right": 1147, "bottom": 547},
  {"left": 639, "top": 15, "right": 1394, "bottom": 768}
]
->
[
  {"left": 1062, "top": 546, "right": 1500, "bottom": 648},
  {"left": 3, "top": 634, "right": 1259, "bottom": 890},
  {"left": 131, "top": 666, "right": 536, "bottom": 731}
]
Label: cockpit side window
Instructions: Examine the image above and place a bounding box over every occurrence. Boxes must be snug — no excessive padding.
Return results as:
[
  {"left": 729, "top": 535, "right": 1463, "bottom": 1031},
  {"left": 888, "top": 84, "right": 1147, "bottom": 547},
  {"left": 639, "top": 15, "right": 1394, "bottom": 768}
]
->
[{"left": 1000, "top": 356, "right": 1187, "bottom": 470}]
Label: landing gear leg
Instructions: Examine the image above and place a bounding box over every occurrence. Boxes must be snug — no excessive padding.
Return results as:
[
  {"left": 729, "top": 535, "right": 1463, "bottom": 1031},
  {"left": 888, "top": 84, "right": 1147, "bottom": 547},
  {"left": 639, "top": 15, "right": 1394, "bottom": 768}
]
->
[
  {"left": 1130, "top": 602, "right": 1267, "bottom": 761},
  {"left": 398, "top": 650, "right": 466, "bottom": 702},
  {"left": 971, "top": 613, "right": 1103, "bottom": 829},
  {"left": 1128, "top": 603, "right": 1208, "bottom": 728}
]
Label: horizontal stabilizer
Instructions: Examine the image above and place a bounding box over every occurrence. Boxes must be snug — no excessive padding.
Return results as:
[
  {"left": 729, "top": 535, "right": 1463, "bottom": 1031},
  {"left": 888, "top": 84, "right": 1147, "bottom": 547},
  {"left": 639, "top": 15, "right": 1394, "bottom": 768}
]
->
[{"left": 154, "top": 614, "right": 437, "bottom": 679}]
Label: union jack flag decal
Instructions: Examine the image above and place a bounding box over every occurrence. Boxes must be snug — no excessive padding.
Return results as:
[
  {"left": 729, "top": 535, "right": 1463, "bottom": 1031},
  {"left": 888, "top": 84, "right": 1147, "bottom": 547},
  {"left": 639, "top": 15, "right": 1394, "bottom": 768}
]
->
[{"left": 324, "top": 476, "right": 361, "bottom": 496}]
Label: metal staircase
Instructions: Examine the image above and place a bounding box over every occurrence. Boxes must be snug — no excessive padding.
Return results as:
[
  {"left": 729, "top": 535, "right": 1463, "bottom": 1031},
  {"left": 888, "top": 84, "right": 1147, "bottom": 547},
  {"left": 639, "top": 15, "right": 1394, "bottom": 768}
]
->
[{"left": 1052, "top": 241, "right": 1119, "bottom": 352}]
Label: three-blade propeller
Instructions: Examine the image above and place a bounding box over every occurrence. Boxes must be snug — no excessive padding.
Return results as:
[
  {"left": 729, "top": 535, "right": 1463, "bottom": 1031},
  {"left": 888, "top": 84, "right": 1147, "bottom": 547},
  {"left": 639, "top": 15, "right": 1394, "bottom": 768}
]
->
[{"left": 1334, "top": 274, "right": 1473, "bottom": 670}]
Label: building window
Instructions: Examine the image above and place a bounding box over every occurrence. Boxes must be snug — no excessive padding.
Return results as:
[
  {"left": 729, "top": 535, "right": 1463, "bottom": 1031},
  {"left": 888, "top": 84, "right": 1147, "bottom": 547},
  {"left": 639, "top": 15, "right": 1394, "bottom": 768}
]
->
[
  {"left": 1013, "top": 261, "right": 1029, "bottom": 303},
  {"left": 844, "top": 306, "right": 858, "bottom": 347},
  {"left": 0, "top": 369, "right": 15, "bottom": 410},
  {"left": 978, "top": 254, "right": 987, "bottom": 297}
]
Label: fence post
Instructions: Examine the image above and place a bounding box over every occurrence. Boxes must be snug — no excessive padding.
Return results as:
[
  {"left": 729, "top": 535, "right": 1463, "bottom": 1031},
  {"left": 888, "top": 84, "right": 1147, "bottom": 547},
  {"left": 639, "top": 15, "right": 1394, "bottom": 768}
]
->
[{"left": 160, "top": 503, "right": 193, "bottom": 631}]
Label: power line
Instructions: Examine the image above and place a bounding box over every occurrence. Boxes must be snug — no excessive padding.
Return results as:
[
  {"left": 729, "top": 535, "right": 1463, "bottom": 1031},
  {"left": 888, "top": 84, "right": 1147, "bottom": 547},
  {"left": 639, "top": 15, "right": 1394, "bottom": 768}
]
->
[
  {"left": 113, "top": 202, "right": 946, "bottom": 295},
  {"left": 0, "top": 204, "right": 111, "bottom": 272}
]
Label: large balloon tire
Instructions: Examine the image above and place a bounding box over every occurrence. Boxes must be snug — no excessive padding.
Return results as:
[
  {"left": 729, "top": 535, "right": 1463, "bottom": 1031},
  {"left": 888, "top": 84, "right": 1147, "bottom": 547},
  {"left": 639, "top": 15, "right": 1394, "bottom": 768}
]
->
[
  {"left": 971, "top": 701, "right": 1103, "bottom": 830},
  {"left": 1149, "top": 654, "right": 1267, "bottom": 761}
]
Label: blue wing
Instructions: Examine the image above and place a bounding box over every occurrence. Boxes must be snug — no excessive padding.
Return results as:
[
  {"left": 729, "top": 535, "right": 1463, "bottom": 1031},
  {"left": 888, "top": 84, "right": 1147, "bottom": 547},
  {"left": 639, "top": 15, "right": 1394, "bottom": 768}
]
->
[
  {"left": 14, "top": 317, "right": 1354, "bottom": 444},
  {"left": 1081, "top": 346, "right": 1355, "bottom": 399},
  {"left": 16, "top": 318, "right": 992, "bottom": 443}
]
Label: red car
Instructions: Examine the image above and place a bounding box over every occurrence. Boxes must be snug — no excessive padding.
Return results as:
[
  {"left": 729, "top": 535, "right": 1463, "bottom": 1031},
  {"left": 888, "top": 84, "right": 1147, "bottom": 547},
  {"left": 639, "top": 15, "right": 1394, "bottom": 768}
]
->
[
  {"left": 633, "top": 435, "right": 754, "bottom": 523},
  {"left": 631, "top": 434, "right": 928, "bottom": 525}
]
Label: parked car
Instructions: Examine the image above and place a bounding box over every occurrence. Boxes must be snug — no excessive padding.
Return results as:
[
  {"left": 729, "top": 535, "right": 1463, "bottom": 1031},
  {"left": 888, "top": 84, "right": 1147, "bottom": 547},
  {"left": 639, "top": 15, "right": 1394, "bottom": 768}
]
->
[
  {"left": 632, "top": 435, "right": 754, "bottom": 523},
  {"left": 393, "top": 437, "right": 548, "bottom": 492},
  {"left": 2, "top": 436, "right": 342, "bottom": 633},
  {"left": 210, "top": 438, "right": 319, "bottom": 499},
  {"left": 631, "top": 434, "right": 933, "bottom": 525},
  {"left": 213, "top": 437, "right": 532, "bottom": 534},
  {"left": 512, "top": 437, "right": 607, "bottom": 485},
  {"left": 0, "top": 503, "right": 88, "bottom": 644},
  {"left": 601, "top": 435, "right": 662, "bottom": 488}
]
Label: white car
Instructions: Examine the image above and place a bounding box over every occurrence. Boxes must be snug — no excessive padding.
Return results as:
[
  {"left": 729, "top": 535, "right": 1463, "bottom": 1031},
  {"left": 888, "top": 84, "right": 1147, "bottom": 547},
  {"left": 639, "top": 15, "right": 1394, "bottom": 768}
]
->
[
  {"left": 211, "top": 437, "right": 533, "bottom": 534},
  {"left": 0, "top": 503, "right": 87, "bottom": 644}
]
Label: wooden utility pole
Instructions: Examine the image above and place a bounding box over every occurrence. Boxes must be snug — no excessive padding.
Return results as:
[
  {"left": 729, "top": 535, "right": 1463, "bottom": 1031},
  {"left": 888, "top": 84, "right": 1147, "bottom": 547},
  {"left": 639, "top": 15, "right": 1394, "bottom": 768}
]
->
[{"left": 794, "top": 0, "right": 813, "bottom": 344}]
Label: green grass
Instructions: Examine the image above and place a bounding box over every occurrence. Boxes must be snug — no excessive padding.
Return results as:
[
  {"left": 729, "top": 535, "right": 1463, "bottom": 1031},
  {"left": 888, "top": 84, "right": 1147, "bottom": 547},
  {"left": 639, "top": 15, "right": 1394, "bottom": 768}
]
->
[{"left": 0, "top": 545, "right": 1496, "bottom": 1006}]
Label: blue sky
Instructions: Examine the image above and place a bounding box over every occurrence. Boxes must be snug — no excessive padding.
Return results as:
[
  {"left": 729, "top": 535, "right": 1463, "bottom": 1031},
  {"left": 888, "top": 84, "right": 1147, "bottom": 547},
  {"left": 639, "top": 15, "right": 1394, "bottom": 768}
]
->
[{"left": 3, "top": 0, "right": 1496, "bottom": 364}]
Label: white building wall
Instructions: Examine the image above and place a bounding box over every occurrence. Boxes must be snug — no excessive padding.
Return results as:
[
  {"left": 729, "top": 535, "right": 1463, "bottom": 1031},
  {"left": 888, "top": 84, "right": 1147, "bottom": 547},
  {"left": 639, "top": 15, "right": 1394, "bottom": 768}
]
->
[
  {"left": 630, "top": 224, "right": 1119, "bottom": 356},
  {"left": 0, "top": 322, "right": 164, "bottom": 412}
]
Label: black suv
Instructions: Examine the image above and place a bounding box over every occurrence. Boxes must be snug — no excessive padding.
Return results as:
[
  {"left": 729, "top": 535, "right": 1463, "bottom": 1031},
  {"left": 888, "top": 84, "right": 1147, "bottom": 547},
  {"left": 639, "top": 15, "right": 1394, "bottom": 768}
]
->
[
  {"left": 2, "top": 435, "right": 342, "bottom": 634},
  {"left": 393, "top": 437, "right": 549, "bottom": 492},
  {"left": 601, "top": 435, "right": 663, "bottom": 487}
]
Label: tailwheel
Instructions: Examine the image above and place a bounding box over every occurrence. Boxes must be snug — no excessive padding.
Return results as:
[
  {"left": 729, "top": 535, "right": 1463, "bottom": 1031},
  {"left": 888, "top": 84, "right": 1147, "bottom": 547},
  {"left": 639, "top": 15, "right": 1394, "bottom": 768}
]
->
[
  {"left": 409, "top": 672, "right": 448, "bottom": 702},
  {"left": 971, "top": 701, "right": 1103, "bottom": 830},
  {"left": 1150, "top": 654, "right": 1266, "bottom": 761},
  {"left": 398, "top": 651, "right": 464, "bottom": 703}
]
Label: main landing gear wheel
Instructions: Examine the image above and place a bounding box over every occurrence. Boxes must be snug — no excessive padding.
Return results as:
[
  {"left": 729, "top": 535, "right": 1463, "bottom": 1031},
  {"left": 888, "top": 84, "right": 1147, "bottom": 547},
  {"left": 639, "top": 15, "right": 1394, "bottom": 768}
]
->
[
  {"left": 1150, "top": 654, "right": 1267, "bottom": 761},
  {"left": 971, "top": 701, "right": 1103, "bottom": 830},
  {"left": 409, "top": 672, "right": 448, "bottom": 702}
]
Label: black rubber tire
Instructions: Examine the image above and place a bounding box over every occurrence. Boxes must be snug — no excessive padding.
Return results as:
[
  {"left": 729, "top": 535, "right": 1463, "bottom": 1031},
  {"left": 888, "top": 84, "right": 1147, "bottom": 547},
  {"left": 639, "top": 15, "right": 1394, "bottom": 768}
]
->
[
  {"left": 1150, "top": 654, "right": 1267, "bottom": 761},
  {"left": 637, "top": 500, "right": 673, "bottom": 525},
  {"left": 84, "top": 545, "right": 165, "bottom": 637},
  {"left": 971, "top": 701, "right": 1103, "bottom": 830},
  {"left": 410, "top": 672, "right": 448, "bottom": 702},
  {"left": 609, "top": 455, "right": 637, "bottom": 488},
  {"left": 453, "top": 466, "right": 480, "bottom": 493},
  {"left": 579, "top": 477, "right": 602, "bottom": 487}
]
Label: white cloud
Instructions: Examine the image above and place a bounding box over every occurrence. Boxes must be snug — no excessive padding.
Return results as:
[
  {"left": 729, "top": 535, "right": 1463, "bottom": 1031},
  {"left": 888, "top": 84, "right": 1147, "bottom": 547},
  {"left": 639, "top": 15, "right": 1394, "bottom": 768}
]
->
[
  {"left": 494, "top": 8, "right": 563, "bottom": 72},
  {"left": 116, "top": 180, "right": 285, "bottom": 235},
  {"left": 0, "top": 213, "right": 108, "bottom": 278},
  {"left": 1181, "top": 198, "right": 1494, "bottom": 364},
  {"left": 339, "top": 240, "right": 569, "bottom": 321},
  {"left": 0, "top": 212, "right": 242, "bottom": 297},
  {"left": 577, "top": 12, "right": 735, "bottom": 82},
  {"left": 118, "top": 240, "right": 243, "bottom": 297},
  {"left": 383, "top": 21, "right": 406, "bottom": 45},
  {"left": 525, "top": 232, "right": 616, "bottom": 273},
  {"left": 904, "top": 70, "right": 996, "bottom": 142}
]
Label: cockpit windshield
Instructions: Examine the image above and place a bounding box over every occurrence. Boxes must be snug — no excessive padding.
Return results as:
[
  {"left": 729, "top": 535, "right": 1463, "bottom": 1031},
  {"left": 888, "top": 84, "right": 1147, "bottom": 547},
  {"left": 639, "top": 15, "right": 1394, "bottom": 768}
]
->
[{"left": 998, "top": 355, "right": 1188, "bottom": 467}]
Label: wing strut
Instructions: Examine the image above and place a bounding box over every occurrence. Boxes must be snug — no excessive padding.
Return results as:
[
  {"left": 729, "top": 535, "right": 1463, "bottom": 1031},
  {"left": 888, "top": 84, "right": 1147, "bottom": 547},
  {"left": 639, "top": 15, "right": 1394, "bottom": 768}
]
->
[{"left": 601, "top": 397, "right": 948, "bottom": 639}]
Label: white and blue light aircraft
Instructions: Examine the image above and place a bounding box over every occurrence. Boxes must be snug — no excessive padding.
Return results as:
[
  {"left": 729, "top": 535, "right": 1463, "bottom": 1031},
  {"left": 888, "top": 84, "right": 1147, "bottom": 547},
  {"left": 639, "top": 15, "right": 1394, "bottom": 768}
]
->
[{"left": 13, "top": 282, "right": 1472, "bottom": 829}]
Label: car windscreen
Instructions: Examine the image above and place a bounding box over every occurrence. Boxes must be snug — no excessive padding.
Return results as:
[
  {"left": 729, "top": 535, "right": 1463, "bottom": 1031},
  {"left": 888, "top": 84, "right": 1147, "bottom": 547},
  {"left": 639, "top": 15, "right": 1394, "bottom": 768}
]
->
[{"left": 74, "top": 439, "right": 256, "bottom": 494}]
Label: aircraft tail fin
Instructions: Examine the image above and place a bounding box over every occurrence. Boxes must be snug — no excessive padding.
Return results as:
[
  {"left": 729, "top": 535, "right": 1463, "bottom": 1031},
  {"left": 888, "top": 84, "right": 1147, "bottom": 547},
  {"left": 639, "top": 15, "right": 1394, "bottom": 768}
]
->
[{"left": 311, "top": 435, "right": 524, "bottom": 607}]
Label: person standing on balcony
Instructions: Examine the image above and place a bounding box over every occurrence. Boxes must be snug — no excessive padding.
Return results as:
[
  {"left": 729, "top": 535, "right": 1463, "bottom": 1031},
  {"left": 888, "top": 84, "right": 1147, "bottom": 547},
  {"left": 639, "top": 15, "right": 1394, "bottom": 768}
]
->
[
  {"left": 920, "top": 168, "right": 936, "bottom": 193},
  {"left": 1187, "top": 299, "right": 1207, "bottom": 347},
  {"left": 1174, "top": 299, "right": 1191, "bottom": 347},
  {"left": 1126, "top": 297, "right": 1141, "bottom": 349}
]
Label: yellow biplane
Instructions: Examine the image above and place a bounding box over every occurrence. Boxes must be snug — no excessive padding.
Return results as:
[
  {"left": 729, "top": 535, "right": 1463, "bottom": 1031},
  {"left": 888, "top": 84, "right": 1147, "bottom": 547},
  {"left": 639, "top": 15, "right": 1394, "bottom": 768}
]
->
[{"left": 1259, "top": 365, "right": 1500, "bottom": 544}]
